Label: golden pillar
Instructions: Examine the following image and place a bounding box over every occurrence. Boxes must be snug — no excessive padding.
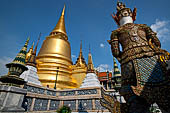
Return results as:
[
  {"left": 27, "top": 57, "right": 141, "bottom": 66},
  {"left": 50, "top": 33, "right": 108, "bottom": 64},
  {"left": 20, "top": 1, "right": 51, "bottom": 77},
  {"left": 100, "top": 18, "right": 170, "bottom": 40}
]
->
[{"left": 36, "top": 5, "right": 77, "bottom": 89}]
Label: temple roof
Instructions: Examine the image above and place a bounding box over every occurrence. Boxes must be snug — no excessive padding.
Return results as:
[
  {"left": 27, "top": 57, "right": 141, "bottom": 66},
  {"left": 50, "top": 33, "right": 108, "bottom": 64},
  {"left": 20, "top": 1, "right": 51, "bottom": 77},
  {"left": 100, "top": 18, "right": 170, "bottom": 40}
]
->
[{"left": 97, "top": 72, "right": 112, "bottom": 82}]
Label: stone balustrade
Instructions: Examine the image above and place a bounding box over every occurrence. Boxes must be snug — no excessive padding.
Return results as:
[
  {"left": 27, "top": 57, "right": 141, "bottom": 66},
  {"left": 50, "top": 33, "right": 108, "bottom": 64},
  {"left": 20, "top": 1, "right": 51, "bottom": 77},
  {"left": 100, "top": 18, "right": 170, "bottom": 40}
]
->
[{"left": 22, "top": 83, "right": 113, "bottom": 112}]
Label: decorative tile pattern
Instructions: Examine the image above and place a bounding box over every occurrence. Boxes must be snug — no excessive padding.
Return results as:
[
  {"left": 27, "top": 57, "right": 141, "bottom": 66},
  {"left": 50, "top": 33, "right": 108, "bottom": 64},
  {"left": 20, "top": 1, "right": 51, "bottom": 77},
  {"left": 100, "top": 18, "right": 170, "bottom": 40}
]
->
[
  {"left": 60, "top": 91, "right": 75, "bottom": 96},
  {"left": 24, "top": 85, "right": 45, "bottom": 94},
  {"left": 77, "top": 89, "right": 97, "bottom": 95},
  {"left": 63, "top": 100, "right": 76, "bottom": 110},
  {"left": 78, "top": 99, "right": 92, "bottom": 110},
  {"left": 133, "top": 56, "right": 166, "bottom": 85},
  {"left": 47, "top": 90, "right": 56, "bottom": 96},
  {"left": 49, "top": 100, "right": 60, "bottom": 110},
  {"left": 33, "top": 98, "right": 48, "bottom": 111}
]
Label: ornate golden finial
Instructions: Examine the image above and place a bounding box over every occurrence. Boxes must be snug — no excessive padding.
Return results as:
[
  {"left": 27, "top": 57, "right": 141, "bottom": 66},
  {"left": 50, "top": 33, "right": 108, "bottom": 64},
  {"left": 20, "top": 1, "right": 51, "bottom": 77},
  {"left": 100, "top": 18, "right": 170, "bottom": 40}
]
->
[
  {"left": 62, "top": 4, "right": 65, "bottom": 16},
  {"left": 87, "top": 45, "right": 94, "bottom": 73},
  {"left": 50, "top": 5, "right": 67, "bottom": 37},
  {"left": 75, "top": 41, "right": 86, "bottom": 67}
]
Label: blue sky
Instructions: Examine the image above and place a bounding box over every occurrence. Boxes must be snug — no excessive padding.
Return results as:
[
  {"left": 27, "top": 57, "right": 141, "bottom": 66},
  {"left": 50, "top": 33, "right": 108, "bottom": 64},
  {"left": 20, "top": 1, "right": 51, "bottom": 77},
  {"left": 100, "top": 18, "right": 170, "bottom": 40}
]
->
[{"left": 0, "top": 0, "right": 170, "bottom": 75}]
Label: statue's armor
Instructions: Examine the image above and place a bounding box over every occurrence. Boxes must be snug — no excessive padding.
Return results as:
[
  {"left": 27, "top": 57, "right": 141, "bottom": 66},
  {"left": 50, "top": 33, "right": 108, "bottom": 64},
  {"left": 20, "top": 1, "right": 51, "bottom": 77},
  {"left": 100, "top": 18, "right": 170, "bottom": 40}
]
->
[{"left": 110, "top": 23, "right": 161, "bottom": 64}]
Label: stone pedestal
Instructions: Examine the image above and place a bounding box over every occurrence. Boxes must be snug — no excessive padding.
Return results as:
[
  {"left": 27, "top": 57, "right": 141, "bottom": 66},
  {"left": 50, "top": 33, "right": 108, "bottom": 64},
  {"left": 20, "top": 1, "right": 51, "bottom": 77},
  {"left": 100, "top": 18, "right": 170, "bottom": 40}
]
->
[{"left": 0, "top": 85, "right": 27, "bottom": 112}]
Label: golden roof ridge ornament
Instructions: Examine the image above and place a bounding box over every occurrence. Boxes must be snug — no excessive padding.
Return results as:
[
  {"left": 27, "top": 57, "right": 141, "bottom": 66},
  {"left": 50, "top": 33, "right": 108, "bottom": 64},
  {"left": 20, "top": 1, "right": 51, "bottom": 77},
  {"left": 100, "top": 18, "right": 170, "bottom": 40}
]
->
[{"left": 50, "top": 5, "right": 67, "bottom": 37}]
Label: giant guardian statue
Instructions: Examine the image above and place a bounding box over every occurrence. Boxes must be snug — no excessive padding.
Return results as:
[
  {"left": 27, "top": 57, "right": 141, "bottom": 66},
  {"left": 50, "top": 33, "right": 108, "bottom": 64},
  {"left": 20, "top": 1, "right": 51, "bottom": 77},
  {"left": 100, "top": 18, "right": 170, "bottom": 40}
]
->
[{"left": 104, "top": 1, "right": 170, "bottom": 113}]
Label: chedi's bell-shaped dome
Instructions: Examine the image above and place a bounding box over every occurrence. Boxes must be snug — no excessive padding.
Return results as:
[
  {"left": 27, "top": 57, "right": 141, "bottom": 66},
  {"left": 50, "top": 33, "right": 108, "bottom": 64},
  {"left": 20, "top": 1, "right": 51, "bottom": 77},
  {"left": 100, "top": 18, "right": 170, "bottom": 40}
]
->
[{"left": 36, "top": 5, "right": 77, "bottom": 89}]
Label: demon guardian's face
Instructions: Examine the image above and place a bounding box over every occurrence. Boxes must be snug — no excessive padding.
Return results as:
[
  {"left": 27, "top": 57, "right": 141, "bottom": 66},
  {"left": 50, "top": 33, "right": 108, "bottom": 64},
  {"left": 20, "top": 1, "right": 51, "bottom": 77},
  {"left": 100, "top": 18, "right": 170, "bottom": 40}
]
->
[{"left": 118, "top": 10, "right": 133, "bottom": 26}]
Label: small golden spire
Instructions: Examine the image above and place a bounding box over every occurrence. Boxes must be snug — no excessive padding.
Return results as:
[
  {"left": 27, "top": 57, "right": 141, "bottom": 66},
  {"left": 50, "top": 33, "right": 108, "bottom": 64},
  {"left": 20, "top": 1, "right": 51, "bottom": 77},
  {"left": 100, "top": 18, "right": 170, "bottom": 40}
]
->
[
  {"left": 27, "top": 33, "right": 41, "bottom": 67},
  {"left": 87, "top": 45, "right": 94, "bottom": 73},
  {"left": 75, "top": 41, "right": 86, "bottom": 67},
  {"left": 50, "top": 5, "right": 67, "bottom": 37},
  {"left": 26, "top": 42, "right": 34, "bottom": 63}
]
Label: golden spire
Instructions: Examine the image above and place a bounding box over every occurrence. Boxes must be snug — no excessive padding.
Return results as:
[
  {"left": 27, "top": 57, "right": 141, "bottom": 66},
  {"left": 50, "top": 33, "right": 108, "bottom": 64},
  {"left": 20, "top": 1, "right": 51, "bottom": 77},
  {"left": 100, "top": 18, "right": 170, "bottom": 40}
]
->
[
  {"left": 87, "top": 45, "right": 94, "bottom": 73},
  {"left": 27, "top": 33, "right": 41, "bottom": 67},
  {"left": 26, "top": 42, "right": 34, "bottom": 63},
  {"left": 75, "top": 41, "right": 86, "bottom": 67},
  {"left": 50, "top": 5, "right": 67, "bottom": 37}
]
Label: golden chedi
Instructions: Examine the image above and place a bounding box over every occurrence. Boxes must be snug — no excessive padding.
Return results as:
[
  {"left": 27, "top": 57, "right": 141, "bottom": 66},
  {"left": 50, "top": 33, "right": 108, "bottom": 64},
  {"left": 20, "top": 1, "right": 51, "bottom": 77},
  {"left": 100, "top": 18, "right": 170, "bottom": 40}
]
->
[
  {"left": 72, "top": 41, "right": 87, "bottom": 88},
  {"left": 36, "top": 6, "right": 77, "bottom": 89}
]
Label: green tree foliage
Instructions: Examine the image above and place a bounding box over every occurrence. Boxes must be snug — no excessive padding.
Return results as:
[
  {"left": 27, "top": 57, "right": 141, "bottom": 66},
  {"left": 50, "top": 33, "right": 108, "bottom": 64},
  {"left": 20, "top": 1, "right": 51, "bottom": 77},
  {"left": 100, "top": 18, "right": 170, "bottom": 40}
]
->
[{"left": 57, "top": 106, "right": 72, "bottom": 113}]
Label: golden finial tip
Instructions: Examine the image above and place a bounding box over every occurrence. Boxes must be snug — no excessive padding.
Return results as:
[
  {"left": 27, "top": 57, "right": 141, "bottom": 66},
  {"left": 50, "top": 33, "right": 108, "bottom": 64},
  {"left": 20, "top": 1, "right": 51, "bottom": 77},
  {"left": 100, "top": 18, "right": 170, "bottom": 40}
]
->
[
  {"left": 80, "top": 40, "right": 82, "bottom": 50},
  {"left": 62, "top": 4, "right": 65, "bottom": 16}
]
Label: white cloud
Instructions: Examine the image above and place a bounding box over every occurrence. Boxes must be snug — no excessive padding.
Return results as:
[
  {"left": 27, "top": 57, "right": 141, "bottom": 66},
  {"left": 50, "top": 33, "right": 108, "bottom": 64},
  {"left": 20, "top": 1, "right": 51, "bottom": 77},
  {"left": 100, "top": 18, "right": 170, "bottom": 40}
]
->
[
  {"left": 150, "top": 19, "right": 170, "bottom": 42},
  {"left": 95, "top": 64, "right": 112, "bottom": 72},
  {"left": 71, "top": 55, "right": 76, "bottom": 58},
  {"left": 100, "top": 43, "right": 105, "bottom": 48},
  {"left": 0, "top": 57, "right": 13, "bottom": 75}
]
